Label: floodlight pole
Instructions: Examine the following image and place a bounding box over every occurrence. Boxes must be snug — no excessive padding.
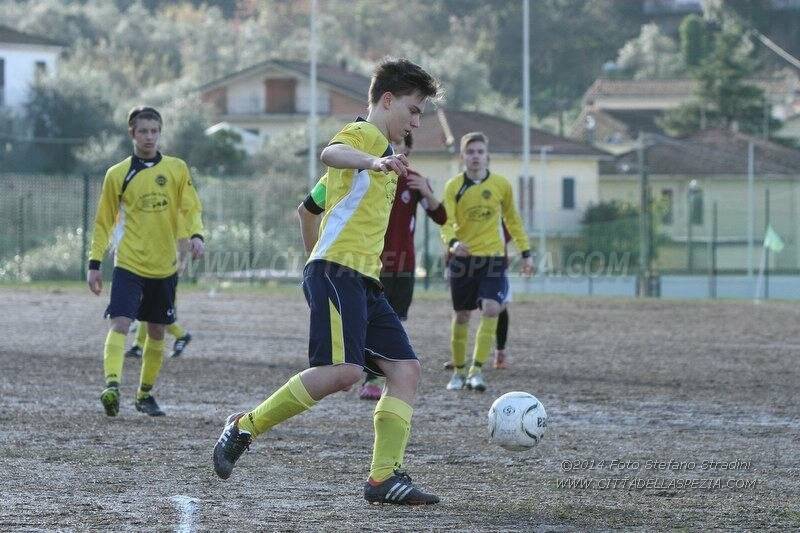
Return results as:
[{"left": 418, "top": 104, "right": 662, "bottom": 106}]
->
[
  {"left": 522, "top": 0, "right": 533, "bottom": 268},
  {"left": 308, "top": 0, "right": 318, "bottom": 189},
  {"left": 747, "top": 140, "right": 754, "bottom": 277}
]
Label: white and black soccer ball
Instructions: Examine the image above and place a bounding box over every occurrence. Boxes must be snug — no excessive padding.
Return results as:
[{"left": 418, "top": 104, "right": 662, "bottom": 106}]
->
[{"left": 488, "top": 391, "right": 547, "bottom": 451}]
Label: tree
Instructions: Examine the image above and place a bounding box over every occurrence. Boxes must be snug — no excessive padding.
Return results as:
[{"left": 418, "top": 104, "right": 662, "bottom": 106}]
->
[
  {"left": 615, "top": 23, "right": 684, "bottom": 80},
  {"left": 660, "top": 23, "right": 780, "bottom": 137},
  {"left": 160, "top": 97, "right": 248, "bottom": 176},
  {"left": 679, "top": 14, "right": 712, "bottom": 68},
  {"left": 570, "top": 201, "right": 641, "bottom": 273},
  {"left": 24, "top": 72, "right": 116, "bottom": 172}
]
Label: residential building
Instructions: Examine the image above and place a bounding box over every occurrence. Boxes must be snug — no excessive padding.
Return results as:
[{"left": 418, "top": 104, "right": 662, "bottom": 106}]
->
[
  {"left": 199, "top": 60, "right": 609, "bottom": 260},
  {"left": 600, "top": 128, "right": 800, "bottom": 272},
  {"left": 0, "top": 25, "right": 64, "bottom": 111}
]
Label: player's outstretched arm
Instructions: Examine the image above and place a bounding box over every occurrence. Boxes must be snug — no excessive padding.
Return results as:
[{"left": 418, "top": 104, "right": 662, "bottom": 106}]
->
[{"left": 321, "top": 144, "right": 409, "bottom": 177}]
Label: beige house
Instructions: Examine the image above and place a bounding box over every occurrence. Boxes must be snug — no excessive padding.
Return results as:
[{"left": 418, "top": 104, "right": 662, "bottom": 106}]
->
[
  {"left": 199, "top": 60, "right": 609, "bottom": 255},
  {"left": 570, "top": 76, "right": 799, "bottom": 154},
  {"left": 600, "top": 128, "right": 800, "bottom": 272}
]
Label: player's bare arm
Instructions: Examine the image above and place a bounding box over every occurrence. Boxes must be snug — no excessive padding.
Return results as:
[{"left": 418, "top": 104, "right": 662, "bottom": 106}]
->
[
  {"left": 450, "top": 240, "right": 470, "bottom": 257},
  {"left": 406, "top": 173, "right": 441, "bottom": 209},
  {"left": 298, "top": 203, "right": 321, "bottom": 254},
  {"left": 87, "top": 269, "right": 103, "bottom": 295},
  {"left": 189, "top": 236, "right": 205, "bottom": 260},
  {"left": 321, "top": 143, "right": 409, "bottom": 177}
]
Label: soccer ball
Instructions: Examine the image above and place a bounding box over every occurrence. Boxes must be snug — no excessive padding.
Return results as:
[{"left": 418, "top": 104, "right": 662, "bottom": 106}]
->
[{"left": 488, "top": 391, "right": 547, "bottom": 451}]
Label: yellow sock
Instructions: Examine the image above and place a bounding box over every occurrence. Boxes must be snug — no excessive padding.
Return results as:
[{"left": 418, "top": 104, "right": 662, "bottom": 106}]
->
[
  {"left": 135, "top": 321, "right": 148, "bottom": 347},
  {"left": 238, "top": 373, "right": 317, "bottom": 439},
  {"left": 138, "top": 337, "right": 165, "bottom": 399},
  {"left": 471, "top": 315, "right": 498, "bottom": 372},
  {"left": 369, "top": 396, "right": 413, "bottom": 482},
  {"left": 167, "top": 322, "right": 186, "bottom": 338},
  {"left": 451, "top": 319, "right": 468, "bottom": 372},
  {"left": 103, "top": 330, "right": 126, "bottom": 386}
]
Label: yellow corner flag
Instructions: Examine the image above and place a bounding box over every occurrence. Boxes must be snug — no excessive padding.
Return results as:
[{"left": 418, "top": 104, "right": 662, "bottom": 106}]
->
[{"left": 763, "top": 225, "right": 785, "bottom": 253}]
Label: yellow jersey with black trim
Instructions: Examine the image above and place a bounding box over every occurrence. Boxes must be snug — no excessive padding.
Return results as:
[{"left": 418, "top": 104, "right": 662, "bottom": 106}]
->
[
  {"left": 89, "top": 153, "right": 204, "bottom": 278},
  {"left": 441, "top": 171, "right": 530, "bottom": 256},
  {"left": 308, "top": 119, "right": 395, "bottom": 280}
]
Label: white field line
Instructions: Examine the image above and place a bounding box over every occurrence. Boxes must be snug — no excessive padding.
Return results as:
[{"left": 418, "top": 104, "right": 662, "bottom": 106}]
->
[{"left": 170, "top": 495, "right": 200, "bottom": 533}]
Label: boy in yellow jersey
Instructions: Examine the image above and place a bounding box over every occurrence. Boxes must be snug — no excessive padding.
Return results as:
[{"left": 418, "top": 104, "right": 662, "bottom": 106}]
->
[
  {"left": 88, "top": 106, "right": 204, "bottom": 417},
  {"left": 441, "top": 132, "right": 533, "bottom": 392},
  {"left": 213, "top": 59, "right": 441, "bottom": 505}
]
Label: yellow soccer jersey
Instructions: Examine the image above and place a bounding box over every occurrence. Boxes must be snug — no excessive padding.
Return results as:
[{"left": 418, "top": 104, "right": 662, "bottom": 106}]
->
[
  {"left": 308, "top": 119, "right": 395, "bottom": 280},
  {"left": 441, "top": 171, "right": 530, "bottom": 256},
  {"left": 89, "top": 153, "right": 204, "bottom": 278}
]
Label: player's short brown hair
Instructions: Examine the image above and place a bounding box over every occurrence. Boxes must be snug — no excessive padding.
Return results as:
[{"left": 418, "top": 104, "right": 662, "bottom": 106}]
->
[
  {"left": 369, "top": 58, "right": 439, "bottom": 105},
  {"left": 127, "top": 106, "right": 163, "bottom": 129},
  {"left": 460, "top": 132, "right": 488, "bottom": 154}
]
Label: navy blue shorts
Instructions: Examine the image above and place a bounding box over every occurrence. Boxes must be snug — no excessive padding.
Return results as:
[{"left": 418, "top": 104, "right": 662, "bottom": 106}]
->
[
  {"left": 104, "top": 267, "right": 178, "bottom": 324},
  {"left": 302, "top": 260, "right": 417, "bottom": 376},
  {"left": 448, "top": 256, "right": 509, "bottom": 311},
  {"left": 379, "top": 272, "right": 415, "bottom": 321}
]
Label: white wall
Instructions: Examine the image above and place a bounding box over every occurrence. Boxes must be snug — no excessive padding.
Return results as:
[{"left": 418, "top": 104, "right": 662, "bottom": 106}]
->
[
  {"left": 295, "top": 80, "right": 330, "bottom": 114},
  {"left": 411, "top": 153, "right": 601, "bottom": 236},
  {"left": 0, "top": 44, "right": 60, "bottom": 110},
  {"left": 226, "top": 76, "right": 265, "bottom": 115}
]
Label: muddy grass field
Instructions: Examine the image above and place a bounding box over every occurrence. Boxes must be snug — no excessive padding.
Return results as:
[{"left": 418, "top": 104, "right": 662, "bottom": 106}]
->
[{"left": 1, "top": 284, "right": 799, "bottom": 531}]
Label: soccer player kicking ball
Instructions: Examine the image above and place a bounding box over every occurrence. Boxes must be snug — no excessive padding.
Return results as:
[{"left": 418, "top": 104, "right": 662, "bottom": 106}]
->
[
  {"left": 213, "top": 59, "right": 441, "bottom": 505},
  {"left": 88, "top": 106, "right": 205, "bottom": 417},
  {"left": 441, "top": 132, "right": 533, "bottom": 392},
  {"left": 298, "top": 132, "right": 447, "bottom": 401}
]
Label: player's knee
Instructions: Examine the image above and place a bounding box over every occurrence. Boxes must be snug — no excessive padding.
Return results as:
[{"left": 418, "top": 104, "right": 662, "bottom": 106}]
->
[
  {"left": 387, "top": 359, "right": 421, "bottom": 387},
  {"left": 454, "top": 311, "right": 471, "bottom": 324},
  {"left": 482, "top": 301, "right": 501, "bottom": 317},
  {"left": 111, "top": 317, "right": 132, "bottom": 334},
  {"left": 147, "top": 323, "right": 166, "bottom": 340},
  {"left": 333, "top": 365, "right": 363, "bottom": 391}
]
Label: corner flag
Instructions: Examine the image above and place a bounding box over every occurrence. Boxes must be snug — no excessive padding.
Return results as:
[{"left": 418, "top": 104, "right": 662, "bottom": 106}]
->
[{"left": 763, "top": 225, "right": 785, "bottom": 253}]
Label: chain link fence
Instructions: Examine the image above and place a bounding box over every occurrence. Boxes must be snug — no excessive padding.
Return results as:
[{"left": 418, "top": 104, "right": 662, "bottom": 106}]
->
[{"left": 2, "top": 173, "right": 798, "bottom": 298}]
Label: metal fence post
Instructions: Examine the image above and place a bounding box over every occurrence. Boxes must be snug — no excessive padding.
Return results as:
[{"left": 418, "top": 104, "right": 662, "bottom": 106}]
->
[
  {"left": 17, "top": 194, "right": 25, "bottom": 278},
  {"left": 709, "top": 201, "right": 717, "bottom": 298},
  {"left": 248, "top": 194, "right": 255, "bottom": 277},
  {"left": 81, "top": 174, "right": 90, "bottom": 280}
]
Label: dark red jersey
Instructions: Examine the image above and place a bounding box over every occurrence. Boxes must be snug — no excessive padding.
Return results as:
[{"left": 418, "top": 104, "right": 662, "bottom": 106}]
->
[{"left": 381, "top": 170, "right": 447, "bottom": 273}]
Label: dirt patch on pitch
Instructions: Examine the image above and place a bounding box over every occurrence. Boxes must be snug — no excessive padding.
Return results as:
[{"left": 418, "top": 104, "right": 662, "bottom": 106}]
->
[{"left": 1, "top": 286, "right": 798, "bottom": 531}]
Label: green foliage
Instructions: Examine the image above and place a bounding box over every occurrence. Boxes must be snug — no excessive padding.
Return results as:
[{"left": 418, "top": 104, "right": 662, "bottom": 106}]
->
[
  {"left": 24, "top": 72, "right": 116, "bottom": 172},
  {"left": 0, "top": 227, "right": 83, "bottom": 282},
  {"left": 679, "top": 14, "right": 713, "bottom": 68},
  {"left": 615, "top": 23, "right": 684, "bottom": 80},
  {"left": 573, "top": 201, "right": 641, "bottom": 272},
  {"left": 160, "top": 97, "right": 247, "bottom": 176},
  {"left": 661, "top": 23, "right": 781, "bottom": 137}
]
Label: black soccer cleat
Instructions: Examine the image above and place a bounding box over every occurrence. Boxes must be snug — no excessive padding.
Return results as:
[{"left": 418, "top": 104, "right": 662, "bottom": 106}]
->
[
  {"left": 364, "top": 470, "right": 440, "bottom": 505},
  {"left": 213, "top": 413, "right": 252, "bottom": 480},
  {"left": 125, "top": 345, "right": 143, "bottom": 358},
  {"left": 170, "top": 333, "right": 192, "bottom": 358},
  {"left": 100, "top": 386, "right": 120, "bottom": 417},
  {"left": 135, "top": 395, "right": 166, "bottom": 417}
]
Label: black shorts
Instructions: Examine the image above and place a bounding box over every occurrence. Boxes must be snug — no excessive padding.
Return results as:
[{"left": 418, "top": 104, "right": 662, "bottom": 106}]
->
[
  {"left": 379, "top": 272, "right": 415, "bottom": 321},
  {"left": 448, "top": 256, "right": 509, "bottom": 311},
  {"left": 303, "top": 260, "right": 417, "bottom": 377},
  {"left": 104, "top": 267, "right": 177, "bottom": 324}
]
